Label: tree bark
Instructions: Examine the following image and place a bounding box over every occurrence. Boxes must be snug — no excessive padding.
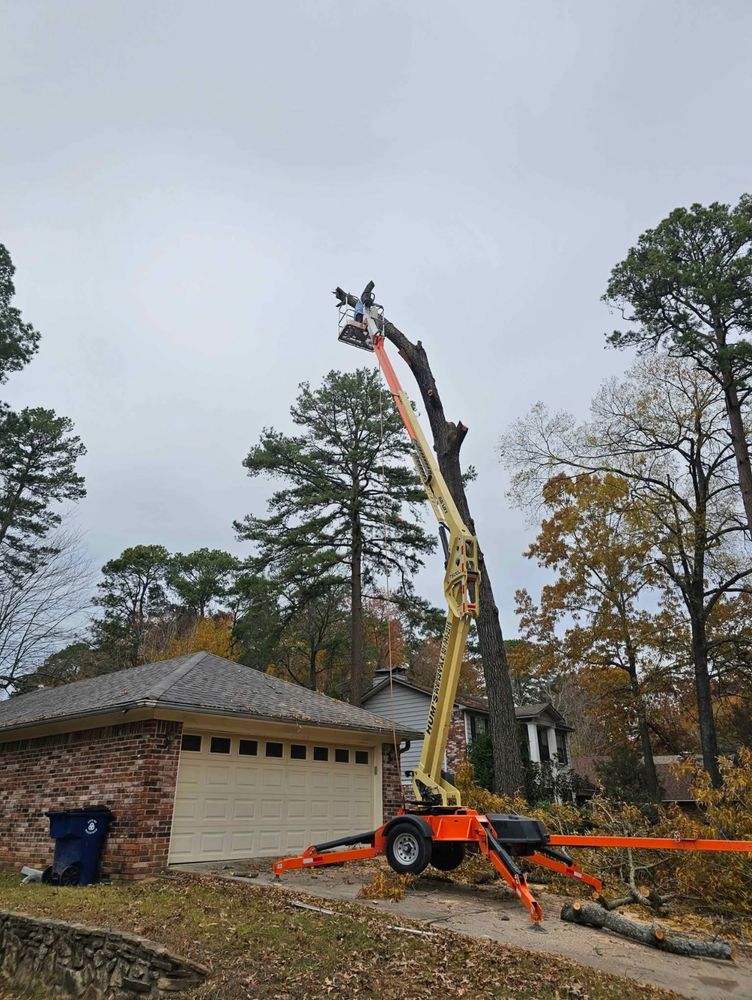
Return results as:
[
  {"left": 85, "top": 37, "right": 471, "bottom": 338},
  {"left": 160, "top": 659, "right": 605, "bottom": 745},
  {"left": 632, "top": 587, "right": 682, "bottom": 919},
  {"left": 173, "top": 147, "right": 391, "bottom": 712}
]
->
[
  {"left": 336, "top": 286, "right": 524, "bottom": 792},
  {"left": 350, "top": 505, "right": 364, "bottom": 705},
  {"left": 561, "top": 900, "right": 733, "bottom": 959},
  {"left": 629, "top": 671, "right": 660, "bottom": 800},
  {"left": 720, "top": 366, "right": 752, "bottom": 535},
  {"left": 690, "top": 616, "right": 721, "bottom": 787}
]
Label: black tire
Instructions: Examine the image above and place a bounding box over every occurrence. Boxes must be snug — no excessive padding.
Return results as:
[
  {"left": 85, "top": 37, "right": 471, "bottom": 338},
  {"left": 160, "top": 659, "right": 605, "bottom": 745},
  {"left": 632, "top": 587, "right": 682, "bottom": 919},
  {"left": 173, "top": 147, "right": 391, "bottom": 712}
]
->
[
  {"left": 385, "top": 822, "right": 432, "bottom": 876},
  {"left": 430, "top": 842, "right": 466, "bottom": 872},
  {"left": 59, "top": 863, "right": 81, "bottom": 887},
  {"left": 41, "top": 865, "right": 55, "bottom": 885}
]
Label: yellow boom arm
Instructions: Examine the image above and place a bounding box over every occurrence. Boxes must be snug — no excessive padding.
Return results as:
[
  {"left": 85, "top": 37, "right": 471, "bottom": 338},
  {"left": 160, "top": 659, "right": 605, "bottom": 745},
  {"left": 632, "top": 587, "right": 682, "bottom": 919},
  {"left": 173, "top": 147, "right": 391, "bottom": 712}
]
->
[{"left": 353, "top": 304, "right": 480, "bottom": 806}]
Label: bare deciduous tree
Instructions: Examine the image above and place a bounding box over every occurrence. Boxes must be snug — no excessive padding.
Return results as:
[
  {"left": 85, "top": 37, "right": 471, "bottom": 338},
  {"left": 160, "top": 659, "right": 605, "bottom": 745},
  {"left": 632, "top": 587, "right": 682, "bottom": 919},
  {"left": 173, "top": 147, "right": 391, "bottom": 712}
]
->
[{"left": 0, "top": 532, "right": 92, "bottom": 693}]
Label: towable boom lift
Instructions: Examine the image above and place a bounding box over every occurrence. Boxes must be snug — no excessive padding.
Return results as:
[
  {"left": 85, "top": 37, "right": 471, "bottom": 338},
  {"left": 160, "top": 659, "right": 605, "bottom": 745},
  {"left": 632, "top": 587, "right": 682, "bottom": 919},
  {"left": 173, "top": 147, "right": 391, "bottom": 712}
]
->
[{"left": 273, "top": 283, "right": 752, "bottom": 924}]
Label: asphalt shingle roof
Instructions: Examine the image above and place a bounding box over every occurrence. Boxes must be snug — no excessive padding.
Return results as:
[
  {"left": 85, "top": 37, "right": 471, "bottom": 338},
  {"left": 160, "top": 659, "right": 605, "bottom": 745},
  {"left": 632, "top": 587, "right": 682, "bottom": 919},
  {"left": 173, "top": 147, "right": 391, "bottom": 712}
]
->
[{"left": 0, "top": 652, "right": 420, "bottom": 739}]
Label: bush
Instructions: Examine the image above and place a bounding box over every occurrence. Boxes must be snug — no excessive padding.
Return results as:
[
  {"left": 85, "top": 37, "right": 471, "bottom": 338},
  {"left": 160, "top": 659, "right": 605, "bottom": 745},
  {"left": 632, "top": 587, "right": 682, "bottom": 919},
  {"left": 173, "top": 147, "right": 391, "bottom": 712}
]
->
[
  {"left": 656, "top": 749, "right": 752, "bottom": 920},
  {"left": 467, "top": 732, "right": 494, "bottom": 792},
  {"left": 454, "top": 755, "right": 752, "bottom": 929}
]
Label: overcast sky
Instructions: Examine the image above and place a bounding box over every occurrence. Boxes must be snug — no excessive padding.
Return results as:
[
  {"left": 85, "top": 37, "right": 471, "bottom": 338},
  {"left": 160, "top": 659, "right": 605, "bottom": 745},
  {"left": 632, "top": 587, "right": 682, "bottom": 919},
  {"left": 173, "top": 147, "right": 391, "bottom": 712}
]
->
[{"left": 2, "top": 0, "right": 751, "bottom": 633}]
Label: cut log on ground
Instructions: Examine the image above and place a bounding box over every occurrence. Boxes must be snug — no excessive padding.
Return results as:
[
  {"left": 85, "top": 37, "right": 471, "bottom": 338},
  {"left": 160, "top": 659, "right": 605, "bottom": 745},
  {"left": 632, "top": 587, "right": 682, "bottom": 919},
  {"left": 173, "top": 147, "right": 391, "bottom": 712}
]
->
[{"left": 560, "top": 900, "right": 733, "bottom": 960}]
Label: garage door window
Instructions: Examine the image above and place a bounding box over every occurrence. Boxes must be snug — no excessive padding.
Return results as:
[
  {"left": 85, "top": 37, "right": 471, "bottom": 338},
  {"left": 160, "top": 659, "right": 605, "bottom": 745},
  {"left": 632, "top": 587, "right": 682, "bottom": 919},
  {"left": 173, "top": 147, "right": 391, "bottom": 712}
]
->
[
  {"left": 181, "top": 734, "right": 202, "bottom": 752},
  {"left": 335, "top": 749, "right": 349, "bottom": 763},
  {"left": 239, "top": 739, "right": 258, "bottom": 756},
  {"left": 265, "top": 741, "right": 283, "bottom": 758},
  {"left": 290, "top": 744, "right": 306, "bottom": 760},
  {"left": 210, "top": 737, "right": 231, "bottom": 754},
  {"left": 355, "top": 750, "right": 369, "bottom": 765},
  {"left": 313, "top": 746, "right": 329, "bottom": 761}
]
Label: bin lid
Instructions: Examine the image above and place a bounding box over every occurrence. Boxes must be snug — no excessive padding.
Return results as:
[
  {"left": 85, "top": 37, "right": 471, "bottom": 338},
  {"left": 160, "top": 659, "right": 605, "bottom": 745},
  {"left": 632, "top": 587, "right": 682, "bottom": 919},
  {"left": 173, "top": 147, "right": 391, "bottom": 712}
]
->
[{"left": 45, "top": 807, "right": 113, "bottom": 817}]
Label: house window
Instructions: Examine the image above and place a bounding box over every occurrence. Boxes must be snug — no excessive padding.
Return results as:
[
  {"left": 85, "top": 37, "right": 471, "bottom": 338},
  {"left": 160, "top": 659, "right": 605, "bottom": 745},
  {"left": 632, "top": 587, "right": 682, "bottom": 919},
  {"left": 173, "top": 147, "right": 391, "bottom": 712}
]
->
[
  {"left": 555, "top": 730, "right": 569, "bottom": 765},
  {"left": 537, "top": 727, "right": 551, "bottom": 763},
  {"left": 265, "top": 741, "right": 283, "bottom": 758},
  {"left": 181, "top": 734, "right": 202, "bottom": 752},
  {"left": 313, "top": 747, "right": 329, "bottom": 761},
  {"left": 210, "top": 736, "right": 231, "bottom": 754},
  {"left": 239, "top": 739, "right": 258, "bottom": 756},
  {"left": 335, "top": 749, "right": 349, "bottom": 763},
  {"left": 355, "top": 750, "right": 369, "bottom": 765},
  {"left": 467, "top": 714, "right": 488, "bottom": 742},
  {"left": 290, "top": 744, "right": 306, "bottom": 760}
]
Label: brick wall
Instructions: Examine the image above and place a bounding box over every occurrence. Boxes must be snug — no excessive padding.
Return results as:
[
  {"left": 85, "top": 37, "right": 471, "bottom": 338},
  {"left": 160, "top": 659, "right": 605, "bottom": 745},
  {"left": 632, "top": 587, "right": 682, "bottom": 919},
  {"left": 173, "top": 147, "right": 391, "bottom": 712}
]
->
[
  {"left": 0, "top": 719, "right": 182, "bottom": 879},
  {"left": 445, "top": 707, "right": 468, "bottom": 775},
  {"left": 381, "top": 743, "right": 404, "bottom": 820}
]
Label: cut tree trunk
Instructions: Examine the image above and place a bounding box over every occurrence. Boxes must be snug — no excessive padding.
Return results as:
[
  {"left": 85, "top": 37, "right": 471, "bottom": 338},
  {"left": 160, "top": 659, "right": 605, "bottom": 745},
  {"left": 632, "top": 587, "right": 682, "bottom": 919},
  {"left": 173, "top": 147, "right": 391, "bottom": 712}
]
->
[
  {"left": 335, "top": 285, "right": 524, "bottom": 793},
  {"left": 560, "top": 901, "right": 733, "bottom": 960}
]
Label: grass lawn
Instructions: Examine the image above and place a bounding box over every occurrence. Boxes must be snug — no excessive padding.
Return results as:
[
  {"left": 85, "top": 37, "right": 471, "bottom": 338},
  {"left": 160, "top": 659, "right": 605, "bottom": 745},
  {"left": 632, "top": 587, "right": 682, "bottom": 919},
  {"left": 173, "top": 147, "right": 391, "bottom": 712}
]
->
[{"left": 0, "top": 870, "right": 680, "bottom": 1000}]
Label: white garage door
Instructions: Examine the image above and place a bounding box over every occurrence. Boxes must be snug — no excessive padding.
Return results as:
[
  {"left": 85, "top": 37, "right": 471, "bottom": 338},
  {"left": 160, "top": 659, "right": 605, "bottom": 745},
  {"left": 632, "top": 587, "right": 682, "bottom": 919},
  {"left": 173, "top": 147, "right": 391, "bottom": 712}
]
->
[{"left": 168, "top": 730, "right": 378, "bottom": 863}]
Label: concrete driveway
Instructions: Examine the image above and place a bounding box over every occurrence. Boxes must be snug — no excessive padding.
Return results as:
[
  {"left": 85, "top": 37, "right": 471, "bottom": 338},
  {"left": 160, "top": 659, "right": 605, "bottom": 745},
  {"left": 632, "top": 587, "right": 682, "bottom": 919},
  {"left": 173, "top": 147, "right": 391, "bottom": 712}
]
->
[{"left": 179, "top": 860, "right": 752, "bottom": 1000}]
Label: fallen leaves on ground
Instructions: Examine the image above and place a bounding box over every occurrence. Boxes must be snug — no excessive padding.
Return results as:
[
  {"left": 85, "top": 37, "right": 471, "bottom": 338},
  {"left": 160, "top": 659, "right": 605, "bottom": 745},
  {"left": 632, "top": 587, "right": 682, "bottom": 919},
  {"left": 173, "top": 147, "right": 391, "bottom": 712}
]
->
[{"left": 0, "top": 870, "right": 683, "bottom": 1000}]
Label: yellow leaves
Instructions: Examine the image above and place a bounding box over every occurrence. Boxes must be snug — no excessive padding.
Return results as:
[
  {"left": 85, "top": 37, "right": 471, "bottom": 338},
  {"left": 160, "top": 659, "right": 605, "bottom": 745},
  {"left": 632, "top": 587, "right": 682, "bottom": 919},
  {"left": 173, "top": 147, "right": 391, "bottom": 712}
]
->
[
  {"left": 357, "top": 867, "right": 416, "bottom": 901},
  {"left": 155, "top": 614, "right": 239, "bottom": 662}
]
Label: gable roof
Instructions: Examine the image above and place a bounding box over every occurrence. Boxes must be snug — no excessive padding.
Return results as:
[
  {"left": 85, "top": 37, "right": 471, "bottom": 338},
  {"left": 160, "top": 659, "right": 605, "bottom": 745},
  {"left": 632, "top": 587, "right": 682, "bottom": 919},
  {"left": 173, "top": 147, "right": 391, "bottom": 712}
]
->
[
  {"left": 0, "top": 652, "right": 420, "bottom": 739},
  {"left": 362, "top": 675, "right": 571, "bottom": 727}
]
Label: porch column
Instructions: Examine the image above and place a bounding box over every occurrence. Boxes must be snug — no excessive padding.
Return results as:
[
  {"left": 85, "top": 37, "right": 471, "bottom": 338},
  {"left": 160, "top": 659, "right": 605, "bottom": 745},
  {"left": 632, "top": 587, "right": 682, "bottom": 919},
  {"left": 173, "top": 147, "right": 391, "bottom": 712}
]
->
[{"left": 526, "top": 722, "right": 540, "bottom": 763}]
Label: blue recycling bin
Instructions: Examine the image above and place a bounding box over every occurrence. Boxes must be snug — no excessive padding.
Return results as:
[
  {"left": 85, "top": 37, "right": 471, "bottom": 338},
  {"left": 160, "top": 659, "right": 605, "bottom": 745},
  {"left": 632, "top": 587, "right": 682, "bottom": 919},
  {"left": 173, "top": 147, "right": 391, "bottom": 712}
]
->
[{"left": 42, "top": 807, "right": 113, "bottom": 886}]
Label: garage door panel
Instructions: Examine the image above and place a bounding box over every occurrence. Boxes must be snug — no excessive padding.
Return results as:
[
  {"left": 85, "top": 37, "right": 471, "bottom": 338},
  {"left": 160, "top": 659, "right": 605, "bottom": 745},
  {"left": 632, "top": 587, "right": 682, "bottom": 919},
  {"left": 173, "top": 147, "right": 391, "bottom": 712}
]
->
[
  {"left": 232, "top": 799, "right": 256, "bottom": 820},
  {"left": 199, "top": 832, "right": 226, "bottom": 854},
  {"left": 170, "top": 734, "right": 377, "bottom": 864},
  {"left": 286, "top": 799, "right": 307, "bottom": 820},
  {"left": 203, "top": 798, "right": 229, "bottom": 820},
  {"left": 205, "top": 766, "right": 231, "bottom": 786},
  {"left": 230, "top": 832, "right": 254, "bottom": 853},
  {"left": 259, "top": 831, "right": 282, "bottom": 853},
  {"left": 235, "top": 768, "right": 258, "bottom": 788}
]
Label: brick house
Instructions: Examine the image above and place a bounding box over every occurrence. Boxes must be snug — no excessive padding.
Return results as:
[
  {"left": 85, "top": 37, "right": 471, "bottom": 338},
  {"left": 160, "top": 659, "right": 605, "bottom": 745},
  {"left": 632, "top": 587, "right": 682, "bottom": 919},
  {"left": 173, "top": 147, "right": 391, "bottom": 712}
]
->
[
  {"left": 0, "top": 652, "right": 418, "bottom": 879},
  {"left": 362, "top": 666, "right": 573, "bottom": 784}
]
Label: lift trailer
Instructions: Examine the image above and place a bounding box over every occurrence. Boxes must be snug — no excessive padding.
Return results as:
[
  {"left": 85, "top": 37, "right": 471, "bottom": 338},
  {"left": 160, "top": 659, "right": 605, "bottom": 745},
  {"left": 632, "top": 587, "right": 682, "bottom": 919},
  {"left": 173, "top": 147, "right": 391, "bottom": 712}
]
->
[{"left": 274, "top": 282, "right": 752, "bottom": 925}]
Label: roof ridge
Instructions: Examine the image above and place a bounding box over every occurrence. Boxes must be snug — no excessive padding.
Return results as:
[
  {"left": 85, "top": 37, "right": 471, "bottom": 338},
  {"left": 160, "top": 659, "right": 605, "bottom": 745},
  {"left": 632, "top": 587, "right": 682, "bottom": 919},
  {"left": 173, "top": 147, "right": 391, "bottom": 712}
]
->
[{"left": 146, "top": 651, "right": 209, "bottom": 703}]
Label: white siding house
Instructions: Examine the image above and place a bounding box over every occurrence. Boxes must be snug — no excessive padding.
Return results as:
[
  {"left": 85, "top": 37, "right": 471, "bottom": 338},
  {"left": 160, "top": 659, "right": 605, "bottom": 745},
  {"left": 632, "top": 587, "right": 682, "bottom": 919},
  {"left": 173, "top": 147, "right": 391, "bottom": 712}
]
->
[{"left": 362, "top": 666, "right": 573, "bottom": 785}]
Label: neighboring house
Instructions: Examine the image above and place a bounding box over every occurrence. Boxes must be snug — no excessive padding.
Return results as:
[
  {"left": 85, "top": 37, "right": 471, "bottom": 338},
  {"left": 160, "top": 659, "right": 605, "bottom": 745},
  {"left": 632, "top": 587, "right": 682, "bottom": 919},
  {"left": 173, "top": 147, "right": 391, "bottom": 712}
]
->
[
  {"left": 361, "top": 666, "right": 573, "bottom": 782},
  {"left": 570, "top": 754, "right": 700, "bottom": 807},
  {"left": 0, "top": 652, "right": 420, "bottom": 878}
]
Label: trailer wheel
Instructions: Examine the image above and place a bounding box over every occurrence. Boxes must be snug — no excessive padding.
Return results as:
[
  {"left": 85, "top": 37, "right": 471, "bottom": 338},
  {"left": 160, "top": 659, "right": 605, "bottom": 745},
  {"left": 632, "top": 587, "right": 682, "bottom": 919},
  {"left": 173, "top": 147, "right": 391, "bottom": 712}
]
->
[
  {"left": 430, "top": 842, "right": 466, "bottom": 871},
  {"left": 385, "top": 822, "right": 432, "bottom": 875}
]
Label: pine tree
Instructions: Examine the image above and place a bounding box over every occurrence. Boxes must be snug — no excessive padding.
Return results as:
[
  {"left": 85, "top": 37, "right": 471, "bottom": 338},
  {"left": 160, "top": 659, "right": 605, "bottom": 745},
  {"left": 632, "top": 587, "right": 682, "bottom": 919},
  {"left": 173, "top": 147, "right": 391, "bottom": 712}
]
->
[{"left": 235, "top": 368, "right": 434, "bottom": 704}]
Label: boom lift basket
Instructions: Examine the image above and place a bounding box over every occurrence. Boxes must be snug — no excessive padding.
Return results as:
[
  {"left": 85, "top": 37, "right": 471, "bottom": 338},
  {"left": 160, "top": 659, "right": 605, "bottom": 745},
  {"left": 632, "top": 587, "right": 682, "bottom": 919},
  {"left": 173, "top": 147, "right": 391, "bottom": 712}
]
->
[{"left": 337, "top": 301, "right": 375, "bottom": 352}]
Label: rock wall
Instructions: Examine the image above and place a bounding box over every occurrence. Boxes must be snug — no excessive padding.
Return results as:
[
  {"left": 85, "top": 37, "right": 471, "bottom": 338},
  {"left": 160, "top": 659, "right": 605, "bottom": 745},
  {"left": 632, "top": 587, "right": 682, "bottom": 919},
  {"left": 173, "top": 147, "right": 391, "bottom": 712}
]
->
[{"left": 0, "top": 910, "right": 207, "bottom": 999}]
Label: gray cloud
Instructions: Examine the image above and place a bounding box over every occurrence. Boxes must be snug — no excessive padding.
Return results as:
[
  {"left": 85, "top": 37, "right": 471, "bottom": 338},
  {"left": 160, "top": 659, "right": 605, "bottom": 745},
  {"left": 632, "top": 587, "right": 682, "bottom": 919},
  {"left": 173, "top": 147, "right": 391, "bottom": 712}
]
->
[{"left": 2, "top": 0, "right": 751, "bottom": 628}]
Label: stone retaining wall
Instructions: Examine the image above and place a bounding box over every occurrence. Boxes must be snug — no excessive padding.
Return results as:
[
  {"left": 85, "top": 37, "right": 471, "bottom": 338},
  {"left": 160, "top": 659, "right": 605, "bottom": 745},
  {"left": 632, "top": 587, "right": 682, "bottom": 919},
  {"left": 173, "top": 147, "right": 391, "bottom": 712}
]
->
[{"left": 0, "top": 910, "right": 207, "bottom": 998}]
